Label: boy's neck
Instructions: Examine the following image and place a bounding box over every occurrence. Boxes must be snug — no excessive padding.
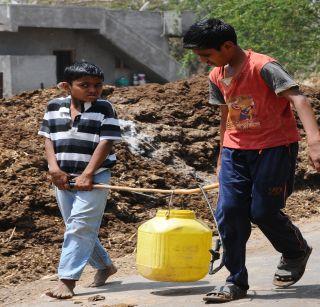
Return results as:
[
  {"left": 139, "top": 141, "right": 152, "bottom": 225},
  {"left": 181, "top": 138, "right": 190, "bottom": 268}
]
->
[
  {"left": 71, "top": 98, "right": 84, "bottom": 111},
  {"left": 228, "top": 47, "right": 247, "bottom": 69}
]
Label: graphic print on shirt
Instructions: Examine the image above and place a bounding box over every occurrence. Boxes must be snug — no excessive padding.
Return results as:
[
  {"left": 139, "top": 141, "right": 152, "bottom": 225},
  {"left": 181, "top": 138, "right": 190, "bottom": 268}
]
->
[{"left": 226, "top": 95, "right": 261, "bottom": 130}]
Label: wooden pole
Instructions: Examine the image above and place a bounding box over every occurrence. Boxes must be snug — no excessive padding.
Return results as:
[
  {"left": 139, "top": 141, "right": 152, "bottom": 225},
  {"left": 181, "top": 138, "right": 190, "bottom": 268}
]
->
[{"left": 92, "top": 182, "right": 219, "bottom": 195}]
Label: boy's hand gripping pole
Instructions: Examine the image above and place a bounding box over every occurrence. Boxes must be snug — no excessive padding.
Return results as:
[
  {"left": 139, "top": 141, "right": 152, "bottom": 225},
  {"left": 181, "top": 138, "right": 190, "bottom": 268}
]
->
[{"left": 192, "top": 173, "right": 224, "bottom": 275}]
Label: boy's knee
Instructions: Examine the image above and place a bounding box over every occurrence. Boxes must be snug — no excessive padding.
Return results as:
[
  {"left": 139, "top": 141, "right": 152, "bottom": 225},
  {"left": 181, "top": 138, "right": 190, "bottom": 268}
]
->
[
  {"left": 67, "top": 216, "right": 100, "bottom": 235},
  {"left": 250, "top": 196, "right": 284, "bottom": 225},
  {"left": 250, "top": 207, "right": 275, "bottom": 225}
]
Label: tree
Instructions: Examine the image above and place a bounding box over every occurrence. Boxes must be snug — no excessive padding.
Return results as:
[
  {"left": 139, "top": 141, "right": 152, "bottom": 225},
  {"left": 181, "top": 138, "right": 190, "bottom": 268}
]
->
[{"left": 171, "top": 0, "right": 320, "bottom": 76}]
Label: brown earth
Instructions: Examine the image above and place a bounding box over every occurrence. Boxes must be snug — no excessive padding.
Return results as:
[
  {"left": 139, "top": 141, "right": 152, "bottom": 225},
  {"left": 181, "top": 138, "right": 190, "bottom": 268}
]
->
[{"left": 0, "top": 75, "right": 319, "bottom": 287}]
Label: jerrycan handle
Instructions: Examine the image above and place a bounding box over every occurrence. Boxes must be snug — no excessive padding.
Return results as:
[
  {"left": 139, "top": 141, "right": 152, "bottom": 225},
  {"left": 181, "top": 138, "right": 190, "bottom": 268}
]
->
[{"left": 165, "top": 191, "right": 174, "bottom": 219}]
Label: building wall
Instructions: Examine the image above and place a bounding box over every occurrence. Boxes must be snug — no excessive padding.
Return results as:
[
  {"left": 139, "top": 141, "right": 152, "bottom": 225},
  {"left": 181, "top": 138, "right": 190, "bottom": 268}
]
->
[
  {"left": 0, "top": 56, "right": 12, "bottom": 97},
  {"left": 108, "top": 10, "right": 170, "bottom": 54},
  {"left": 0, "top": 26, "right": 170, "bottom": 90},
  {"left": 0, "top": 5, "right": 195, "bottom": 96},
  {"left": 10, "top": 55, "right": 56, "bottom": 94},
  {"left": 0, "top": 28, "right": 117, "bottom": 84}
]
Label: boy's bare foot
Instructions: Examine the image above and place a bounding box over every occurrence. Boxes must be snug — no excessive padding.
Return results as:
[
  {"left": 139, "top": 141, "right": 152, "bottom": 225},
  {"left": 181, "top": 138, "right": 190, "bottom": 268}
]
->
[
  {"left": 46, "top": 279, "right": 76, "bottom": 299},
  {"left": 88, "top": 264, "right": 118, "bottom": 287}
]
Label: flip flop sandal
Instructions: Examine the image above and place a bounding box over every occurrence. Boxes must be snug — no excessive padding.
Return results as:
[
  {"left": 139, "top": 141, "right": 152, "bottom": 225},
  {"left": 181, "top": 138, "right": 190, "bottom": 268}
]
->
[
  {"left": 203, "top": 283, "right": 247, "bottom": 303},
  {"left": 273, "top": 245, "right": 312, "bottom": 288}
]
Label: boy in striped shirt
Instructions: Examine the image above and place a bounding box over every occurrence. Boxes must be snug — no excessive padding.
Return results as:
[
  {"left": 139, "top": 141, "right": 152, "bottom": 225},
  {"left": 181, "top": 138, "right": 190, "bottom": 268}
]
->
[{"left": 38, "top": 61, "right": 122, "bottom": 299}]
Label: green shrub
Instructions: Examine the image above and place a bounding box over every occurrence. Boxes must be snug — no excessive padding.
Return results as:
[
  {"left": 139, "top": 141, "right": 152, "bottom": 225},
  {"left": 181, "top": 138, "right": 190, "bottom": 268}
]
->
[{"left": 174, "top": 0, "right": 320, "bottom": 77}]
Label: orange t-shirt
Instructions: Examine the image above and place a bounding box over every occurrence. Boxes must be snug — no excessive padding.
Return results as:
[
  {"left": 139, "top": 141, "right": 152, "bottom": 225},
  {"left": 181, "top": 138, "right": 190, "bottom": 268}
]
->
[{"left": 209, "top": 50, "right": 300, "bottom": 149}]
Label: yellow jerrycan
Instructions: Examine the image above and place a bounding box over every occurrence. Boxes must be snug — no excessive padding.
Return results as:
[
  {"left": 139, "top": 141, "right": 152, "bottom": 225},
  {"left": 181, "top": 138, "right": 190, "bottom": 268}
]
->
[{"left": 136, "top": 209, "right": 212, "bottom": 282}]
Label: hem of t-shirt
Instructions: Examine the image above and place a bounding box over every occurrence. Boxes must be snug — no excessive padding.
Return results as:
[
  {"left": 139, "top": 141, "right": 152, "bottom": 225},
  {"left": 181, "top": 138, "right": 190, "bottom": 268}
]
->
[
  {"left": 99, "top": 136, "right": 122, "bottom": 143},
  {"left": 38, "top": 131, "right": 51, "bottom": 139},
  {"left": 69, "top": 167, "right": 110, "bottom": 177},
  {"left": 222, "top": 137, "right": 301, "bottom": 150},
  {"left": 209, "top": 98, "right": 226, "bottom": 106},
  {"left": 275, "top": 83, "right": 299, "bottom": 95}
]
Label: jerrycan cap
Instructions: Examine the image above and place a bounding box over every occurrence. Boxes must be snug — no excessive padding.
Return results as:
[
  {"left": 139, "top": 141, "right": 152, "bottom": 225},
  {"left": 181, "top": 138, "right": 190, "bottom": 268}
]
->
[{"left": 156, "top": 209, "right": 195, "bottom": 219}]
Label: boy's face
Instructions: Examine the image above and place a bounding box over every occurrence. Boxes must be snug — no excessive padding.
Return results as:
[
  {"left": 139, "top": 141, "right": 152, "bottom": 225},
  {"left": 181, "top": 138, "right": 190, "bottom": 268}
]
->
[
  {"left": 193, "top": 42, "right": 234, "bottom": 67},
  {"left": 68, "top": 76, "right": 103, "bottom": 102}
]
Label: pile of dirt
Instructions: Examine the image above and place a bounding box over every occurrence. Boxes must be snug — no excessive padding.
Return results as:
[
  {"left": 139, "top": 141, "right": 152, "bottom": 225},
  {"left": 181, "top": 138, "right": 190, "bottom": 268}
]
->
[{"left": 0, "top": 75, "right": 319, "bottom": 286}]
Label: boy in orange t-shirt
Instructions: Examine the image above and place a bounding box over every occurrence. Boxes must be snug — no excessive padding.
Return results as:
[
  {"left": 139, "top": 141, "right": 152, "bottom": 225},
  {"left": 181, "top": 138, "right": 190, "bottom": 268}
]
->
[{"left": 183, "top": 18, "right": 320, "bottom": 303}]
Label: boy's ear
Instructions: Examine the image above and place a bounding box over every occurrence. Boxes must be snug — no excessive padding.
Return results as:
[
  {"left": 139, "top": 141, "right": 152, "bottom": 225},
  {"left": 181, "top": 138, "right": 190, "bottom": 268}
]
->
[
  {"left": 221, "top": 41, "right": 235, "bottom": 51},
  {"left": 57, "top": 82, "right": 70, "bottom": 92}
]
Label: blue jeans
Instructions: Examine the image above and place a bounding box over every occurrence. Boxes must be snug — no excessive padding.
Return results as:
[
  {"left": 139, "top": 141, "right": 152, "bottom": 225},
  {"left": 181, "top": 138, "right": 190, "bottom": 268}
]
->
[
  {"left": 215, "top": 143, "right": 307, "bottom": 290},
  {"left": 55, "top": 170, "right": 112, "bottom": 280}
]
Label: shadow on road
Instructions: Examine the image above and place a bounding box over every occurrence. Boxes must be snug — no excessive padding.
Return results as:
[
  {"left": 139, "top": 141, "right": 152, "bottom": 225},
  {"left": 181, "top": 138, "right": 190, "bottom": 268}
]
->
[
  {"left": 151, "top": 285, "right": 214, "bottom": 296},
  {"left": 249, "top": 284, "right": 320, "bottom": 300},
  {"left": 75, "top": 279, "right": 210, "bottom": 297}
]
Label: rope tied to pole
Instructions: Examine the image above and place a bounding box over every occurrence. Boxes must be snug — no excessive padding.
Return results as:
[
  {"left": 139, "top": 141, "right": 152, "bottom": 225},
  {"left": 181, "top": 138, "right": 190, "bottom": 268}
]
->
[{"left": 165, "top": 190, "right": 174, "bottom": 218}]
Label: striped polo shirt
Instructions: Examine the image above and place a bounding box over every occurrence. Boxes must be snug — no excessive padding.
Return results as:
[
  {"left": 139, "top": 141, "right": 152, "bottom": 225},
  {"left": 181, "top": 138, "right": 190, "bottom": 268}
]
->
[{"left": 38, "top": 96, "right": 122, "bottom": 175}]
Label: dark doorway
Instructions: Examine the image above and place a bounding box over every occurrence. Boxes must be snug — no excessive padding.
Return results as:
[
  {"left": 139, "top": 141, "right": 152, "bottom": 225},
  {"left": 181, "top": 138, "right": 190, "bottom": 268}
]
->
[
  {"left": 0, "top": 73, "right": 3, "bottom": 99},
  {"left": 53, "top": 50, "right": 74, "bottom": 82}
]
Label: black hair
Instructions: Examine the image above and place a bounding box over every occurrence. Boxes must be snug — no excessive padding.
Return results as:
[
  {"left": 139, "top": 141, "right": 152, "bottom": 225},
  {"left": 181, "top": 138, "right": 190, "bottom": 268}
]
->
[
  {"left": 63, "top": 61, "right": 104, "bottom": 83},
  {"left": 183, "top": 18, "right": 237, "bottom": 50}
]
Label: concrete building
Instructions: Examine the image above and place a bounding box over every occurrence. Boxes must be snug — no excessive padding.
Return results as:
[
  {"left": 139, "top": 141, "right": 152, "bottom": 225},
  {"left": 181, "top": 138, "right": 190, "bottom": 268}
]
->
[{"left": 0, "top": 5, "right": 194, "bottom": 97}]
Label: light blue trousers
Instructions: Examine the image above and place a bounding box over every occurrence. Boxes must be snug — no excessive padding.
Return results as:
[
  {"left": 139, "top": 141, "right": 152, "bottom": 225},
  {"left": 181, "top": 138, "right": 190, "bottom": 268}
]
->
[{"left": 55, "top": 170, "right": 112, "bottom": 280}]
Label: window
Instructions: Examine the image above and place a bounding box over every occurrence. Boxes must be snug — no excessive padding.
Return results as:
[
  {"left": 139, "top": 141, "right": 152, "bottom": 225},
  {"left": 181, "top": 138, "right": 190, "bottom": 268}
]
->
[
  {"left": 115, "top": 56, "right": 129, "bottom": 69},
  {"left": 53, "top": 50, "right": 74, "bottom": 82},
  {"left": 0, "top": 72, "right": 3, "bottom": 99}
]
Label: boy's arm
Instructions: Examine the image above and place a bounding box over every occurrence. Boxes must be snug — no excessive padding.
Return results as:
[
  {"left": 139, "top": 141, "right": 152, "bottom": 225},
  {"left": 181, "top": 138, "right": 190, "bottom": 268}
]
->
[
  {"left": 207, "top": 77, "right": 227, "bottom": 177},
  {"left": 217, "top": 105, "right": 228, "bottom": 176},
  {"left": 45, "top": 138, "right": 70, "bottom": 190},
  {"left": 74, "top": 140, "right": 114, "bottom": 190},
  {"left": 281, "top": 88, "right": 320, "bottom": 171},
  {"left": 260, "top": 62, "right": 320, "bottom": 171}
]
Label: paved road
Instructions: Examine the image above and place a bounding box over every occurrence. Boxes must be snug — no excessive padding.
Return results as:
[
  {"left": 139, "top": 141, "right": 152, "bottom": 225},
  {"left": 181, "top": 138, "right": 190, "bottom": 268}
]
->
[{"left": 2, "top": 218, "right": 320, "bottom": 306}]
